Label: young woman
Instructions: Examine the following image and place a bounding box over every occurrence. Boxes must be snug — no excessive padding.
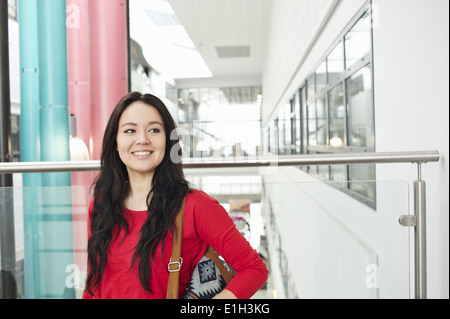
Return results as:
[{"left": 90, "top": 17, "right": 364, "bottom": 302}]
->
[{"left": 83, "top": 92, "right": 268, "bottom": 299}]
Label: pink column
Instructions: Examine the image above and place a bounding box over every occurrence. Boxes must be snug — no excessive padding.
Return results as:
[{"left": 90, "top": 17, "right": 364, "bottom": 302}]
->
[
  {"left": 67, "top": 0, "right": 93, "bottom": 186},
  {"left": 67, "top": 0, "right": 92, "bottom": 279},
  {"left": 67, "top": 0, "right": 91, "bottom": 155},
  {"left": 89, "top": 0, "right": 129, "bottom": 160}
]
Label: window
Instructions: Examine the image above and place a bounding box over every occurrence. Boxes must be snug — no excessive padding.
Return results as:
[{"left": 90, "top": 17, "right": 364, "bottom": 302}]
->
[
  {"left": 269, "top": 120, "right": 279, "bottom": 155},
  {"left": 329, "top": 83, "right": 345, "bottom": 148},
  {"left": 8, "top": 0, "right": 17, "bottom": 21},
  {"left": 267, "top": 5, "right": 376, "bottom": 208},
  {"left": 316, "top": 95, "right": 327, "bottom": 146},
  {"left": 306, "top": 74, "right": 315, "bottom": 102},
  {"left": 307, "top": 102, "right": 317, "bottom": 146},
  {"left": 277, "top": 105, "right": 288, "bottom": 155},
  {"left": 178, "top": 86, "right": 262, "bottom": 159},
  {"left": 11, "top": 114, "right": 20, "bottom": 162},
  {"left": 283, "top": 103, "right": 292, "bottom": 154},
  {"left": 346, "top": 65, "right": 374, "bottom": 149},
  {"left": 328, "top": 41, "right": 344, "bottom": 83},
  {"left": 291, "top": 94, "right": 301, "bottom": 154},
  {"left": 299, "top": 87, "right": 307, "bottom": 155},
  {"left": 315, "top": 60, "right": 327, "bottom": 93},
  {"left": 345, "top": 11, "right": 372, "bottom": 69}
]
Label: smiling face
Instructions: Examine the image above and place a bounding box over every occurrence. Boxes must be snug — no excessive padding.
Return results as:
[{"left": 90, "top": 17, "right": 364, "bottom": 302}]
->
[{"left": 116, "top": 101, "right": 166, "bottom": 180}]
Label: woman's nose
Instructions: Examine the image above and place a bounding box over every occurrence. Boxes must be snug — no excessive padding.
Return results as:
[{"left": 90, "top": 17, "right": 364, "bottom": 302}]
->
[{"left": 136, "top": 131, "right": 150, "bottom": 144}]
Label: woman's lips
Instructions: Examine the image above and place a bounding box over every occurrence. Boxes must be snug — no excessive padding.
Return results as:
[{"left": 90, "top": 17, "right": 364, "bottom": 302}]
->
[{"left": 132, "top": 150, "right": 153, "bottom": 158}]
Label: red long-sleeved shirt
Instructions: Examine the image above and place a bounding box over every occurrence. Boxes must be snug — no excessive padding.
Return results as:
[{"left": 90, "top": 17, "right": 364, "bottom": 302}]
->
[{"left": 82, "top": 189, "right": 268, "bottom": 299}]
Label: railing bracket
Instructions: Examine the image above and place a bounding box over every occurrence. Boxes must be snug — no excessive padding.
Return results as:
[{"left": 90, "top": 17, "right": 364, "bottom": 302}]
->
[{"left": 399, "top": 215, "right": 416, "bottom": 227}]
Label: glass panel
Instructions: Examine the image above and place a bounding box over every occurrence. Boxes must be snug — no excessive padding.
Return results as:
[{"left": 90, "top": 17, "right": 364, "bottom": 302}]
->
[
  {"left": 330, "top": 164, "right": 347, "bottom": 183},
  {"left": 1, "top": 176, "right": 411, "bottom": 299},
  {"left": 316, "top": 95, "right": 327, "bottom": 145},
  {"left": 284, "top": 103, "right": 292, "bottom": 155},
  {"left": 11, "top": 114, "right": 21, "bottom": 162},
  {"left": 346, "top": 65, "right": 374, "bottom": 149},
  {"left": 307, "top": 74, "right": 315, "bottom": 101},
  {"left": 328, "top": 41, "right": 344, "bottom": 83},
  {"left": 292, "top": 94, "right": 301, "bottom": 154},
  {"left": 278, "top": 108, "right": 286, "bottom": 155},
  {"left": 345, "top": 11, "right": 372, "bottom": 69},
  {"left": 178, "top": 87, "right": 262, "bottom": 159},
  {"left": 8, "top": 0, "right": 17, "bottom": 20},
  {"left": 263, "top": 179, "right": 411, "bottom": 299},
  {"left": 300, "top": 87, "right": 307, "bottom": 154},
  {"left": 269, "top": 122, "right": 279, "bottom": 155},
  {"left": 317, "top": 164, "right": 330, "bottom": 181},
  {"left": 0, "top": 186, "right": 91, "bottom": 299},
  {"left": 329, "top": 83, "right": 345, "bottom": 147},
  {"left": 348, "top": 164, "right": 376, "bottom": 204},
  {"left": 315, "top": 60, "right": 327, "bottom": 93},
  {"left": 193, "top": 119, "right": 261, "bottom": 157},
  {"left": 307, "top": 102, "right": 317, "bottom": 146}
]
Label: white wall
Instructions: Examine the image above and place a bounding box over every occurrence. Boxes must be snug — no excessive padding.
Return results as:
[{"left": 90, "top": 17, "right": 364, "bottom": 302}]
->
[
  {"left": 372, "top": 0, "right": 449, "bottom": 299},
  {"left": 262, "top": 0, "right": 449, "bottom": 298}
]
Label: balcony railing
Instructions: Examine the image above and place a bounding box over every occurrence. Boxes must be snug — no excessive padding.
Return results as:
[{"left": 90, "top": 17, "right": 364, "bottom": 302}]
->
[
  {"left": 0, "top": 151, "right": 439, "bottom": 173},
  {"left": 0, "top": 151, "right": 440, "bottom": 299}
]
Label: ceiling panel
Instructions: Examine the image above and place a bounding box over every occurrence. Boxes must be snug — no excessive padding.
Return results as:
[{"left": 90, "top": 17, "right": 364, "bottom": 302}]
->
[{"left": 168, "top": 0, "right": 270, "bottom": 80}]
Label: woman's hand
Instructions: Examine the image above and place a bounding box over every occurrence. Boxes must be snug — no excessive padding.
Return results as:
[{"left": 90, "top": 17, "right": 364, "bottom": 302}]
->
[{"left": 212, "top": 289, "right": 237, "bottom": 299}]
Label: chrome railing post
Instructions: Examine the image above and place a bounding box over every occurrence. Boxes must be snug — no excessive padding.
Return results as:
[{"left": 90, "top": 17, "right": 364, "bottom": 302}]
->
[{"left": 414, "top": 163, "right": 427, "bottom": 299}]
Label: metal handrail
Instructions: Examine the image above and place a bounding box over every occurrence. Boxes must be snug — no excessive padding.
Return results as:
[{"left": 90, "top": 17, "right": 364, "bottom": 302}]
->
[{"left": 0, "top": 150, "right": 440, "bottom": 174}]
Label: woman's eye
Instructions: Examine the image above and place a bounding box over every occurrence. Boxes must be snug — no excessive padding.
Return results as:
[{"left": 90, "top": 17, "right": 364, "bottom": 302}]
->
[{"left": 122, "top": 128, "right": 160, "bottom": 134}]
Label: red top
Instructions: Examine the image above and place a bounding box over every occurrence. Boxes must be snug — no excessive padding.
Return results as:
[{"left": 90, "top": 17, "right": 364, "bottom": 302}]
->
[{"left": 82, "top": 189, "right": 268, "bottom": 299}]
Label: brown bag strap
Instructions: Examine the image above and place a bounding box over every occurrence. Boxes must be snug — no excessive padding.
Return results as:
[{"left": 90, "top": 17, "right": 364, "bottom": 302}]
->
[
  {"left": 166, "top": 194, "right": 235, "bottom": 299},
  {"left": 166, "top": 198, "right": 185, "bottom": 299},
  {"left": 203, "top": 245, "right": 234, "bottom": 284}
]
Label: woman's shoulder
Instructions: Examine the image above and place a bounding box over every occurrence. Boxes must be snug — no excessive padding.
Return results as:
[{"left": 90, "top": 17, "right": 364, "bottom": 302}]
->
[
  {"left": 186, "top": 188, "right": 219, "bottom": 205},
  {"left": 185, "top": 188, "right": 226, "bottom": 216},
  {"left": 183, "top": 189, "right": 235, "bottom": 239}
]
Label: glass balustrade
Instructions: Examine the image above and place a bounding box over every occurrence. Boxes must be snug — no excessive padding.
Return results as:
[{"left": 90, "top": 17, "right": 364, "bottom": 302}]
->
[
  {"left": 0, "top": 178, "right": 410, "bottom": 299},
  {"left": 261, "top": 179, "right": 410, "bottom": 299}
]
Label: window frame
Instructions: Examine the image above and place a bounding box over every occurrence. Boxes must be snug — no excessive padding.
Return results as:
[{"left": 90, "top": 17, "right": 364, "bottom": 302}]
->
[{"left": 267, "top": 2, "right": 376, "bottom": 208}]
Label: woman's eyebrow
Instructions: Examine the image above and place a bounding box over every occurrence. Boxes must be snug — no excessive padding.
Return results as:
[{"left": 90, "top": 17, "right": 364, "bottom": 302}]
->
[
  {"left": 148, "top": 121, "right": 163, "bottom": 126},
  {"left": 120, "top": 121, "right": 163, "bottom": 128},
  {"left": 120, "top": 122, "right": 137, "bottom": 128}
]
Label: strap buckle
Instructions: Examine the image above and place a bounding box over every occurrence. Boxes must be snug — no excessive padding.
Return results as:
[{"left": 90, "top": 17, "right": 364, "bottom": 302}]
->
[{"left": 168, "top": 257, "right": 183, "bottom": 272}]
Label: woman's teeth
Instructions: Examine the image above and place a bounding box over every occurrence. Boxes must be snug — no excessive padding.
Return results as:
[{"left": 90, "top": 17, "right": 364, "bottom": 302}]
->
[{"left": 133, "top": 151, "right": 152, "bottom": 156}]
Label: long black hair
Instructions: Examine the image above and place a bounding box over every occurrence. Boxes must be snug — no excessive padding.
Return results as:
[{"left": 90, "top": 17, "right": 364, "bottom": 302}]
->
[{"left": 85, "top": 92, "right": 190, "bottom": 295}]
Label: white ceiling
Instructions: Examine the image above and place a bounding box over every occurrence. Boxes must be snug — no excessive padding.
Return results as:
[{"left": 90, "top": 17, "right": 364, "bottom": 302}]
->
[{"left": 167, "top": 0, "right": 270, "bottom": 80}]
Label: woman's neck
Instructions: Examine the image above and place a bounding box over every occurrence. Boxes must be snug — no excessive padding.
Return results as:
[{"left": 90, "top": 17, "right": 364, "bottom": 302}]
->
[{"left": 123, "top": 173, "right": 153, "bottom": 211}]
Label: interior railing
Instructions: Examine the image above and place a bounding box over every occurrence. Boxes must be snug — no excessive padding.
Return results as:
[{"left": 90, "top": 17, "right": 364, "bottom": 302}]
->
[
  {"left": 0, "top": 151, "right": 440, "bottom": 299},
  {"left": 0, "top": 151, "right": 440, "bottom": 173}
]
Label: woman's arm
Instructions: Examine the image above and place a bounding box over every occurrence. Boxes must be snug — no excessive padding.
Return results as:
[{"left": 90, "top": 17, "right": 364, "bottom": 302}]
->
[
  {"left": 213, "top": 289, "right": 237, "bottom": 299},
  {"left": 192, "top": 190, "right": 269, "bottom": 299}
]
